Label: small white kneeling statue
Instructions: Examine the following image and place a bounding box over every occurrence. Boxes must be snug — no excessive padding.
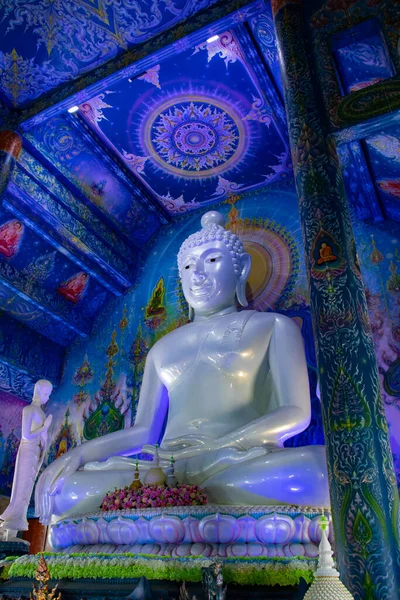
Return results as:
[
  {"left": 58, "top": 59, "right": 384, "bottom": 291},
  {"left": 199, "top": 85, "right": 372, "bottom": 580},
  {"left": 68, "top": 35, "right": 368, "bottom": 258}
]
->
[
  {"left": 0, "top": 380, "right": 53, "bottom": 539},
  {"left": 36, "top": 211, "right": 329, "bottom": 524}
]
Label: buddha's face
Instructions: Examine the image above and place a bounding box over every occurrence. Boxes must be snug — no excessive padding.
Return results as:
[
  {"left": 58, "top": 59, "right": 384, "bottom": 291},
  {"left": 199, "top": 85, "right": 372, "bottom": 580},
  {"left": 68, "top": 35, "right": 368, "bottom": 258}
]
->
[{"left": 180, "top": 240, "right": 238, "bottom": 316}]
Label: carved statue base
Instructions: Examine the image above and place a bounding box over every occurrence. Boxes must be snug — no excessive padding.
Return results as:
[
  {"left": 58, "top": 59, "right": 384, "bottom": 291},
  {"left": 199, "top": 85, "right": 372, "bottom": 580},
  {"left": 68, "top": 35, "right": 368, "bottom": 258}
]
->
[{"left": 50, "top": 504, "right": 330, "bottom": 559}]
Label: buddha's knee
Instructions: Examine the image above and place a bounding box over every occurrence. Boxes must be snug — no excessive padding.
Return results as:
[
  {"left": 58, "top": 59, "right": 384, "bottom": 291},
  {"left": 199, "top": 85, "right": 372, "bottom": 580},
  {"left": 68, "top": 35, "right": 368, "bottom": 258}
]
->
[
  {"left": 202, "top": 445, "right": 329, "bottom": 507},
  {"left": 53, "top": 469, "right": 133, "bottom": 519}
]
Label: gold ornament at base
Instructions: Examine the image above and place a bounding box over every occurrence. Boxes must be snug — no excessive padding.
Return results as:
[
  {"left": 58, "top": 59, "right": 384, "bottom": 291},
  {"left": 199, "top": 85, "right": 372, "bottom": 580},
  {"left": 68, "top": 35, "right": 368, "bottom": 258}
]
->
[
  {"left": 129, "top": 460, "right": 143, "bottom": 491},
  {"left": 30, "top": 555, "right": 61, "bottom": 600}
]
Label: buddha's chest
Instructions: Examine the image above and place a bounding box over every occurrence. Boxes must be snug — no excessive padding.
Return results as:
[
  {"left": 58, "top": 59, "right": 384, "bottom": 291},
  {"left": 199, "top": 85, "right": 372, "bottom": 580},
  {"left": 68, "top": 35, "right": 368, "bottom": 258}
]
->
[{"left": 156, "top": 313, "right": 271, "bottom": 390}]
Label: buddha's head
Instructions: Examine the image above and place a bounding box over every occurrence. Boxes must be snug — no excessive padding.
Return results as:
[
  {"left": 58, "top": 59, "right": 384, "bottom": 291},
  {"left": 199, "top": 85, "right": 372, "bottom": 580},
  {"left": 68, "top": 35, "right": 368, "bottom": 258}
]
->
[
  {"left": 178, "top": 211, "right": 251, "bottom": 319},
  {"left": 33, "top": 379, "right": 53, "bottom": 405}
]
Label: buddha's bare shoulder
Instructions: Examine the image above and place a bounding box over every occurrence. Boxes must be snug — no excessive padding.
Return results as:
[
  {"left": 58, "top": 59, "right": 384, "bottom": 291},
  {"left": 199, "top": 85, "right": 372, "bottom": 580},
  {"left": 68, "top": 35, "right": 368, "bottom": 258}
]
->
[
  {"left": 247, "top": 310, "right": 300, "bottom": 331},
  {"left": 245, "top": 309, "right": 293, "bottom": 323},
  {"left": 148, "top": 321, "right": 194, "bottom": 353}
]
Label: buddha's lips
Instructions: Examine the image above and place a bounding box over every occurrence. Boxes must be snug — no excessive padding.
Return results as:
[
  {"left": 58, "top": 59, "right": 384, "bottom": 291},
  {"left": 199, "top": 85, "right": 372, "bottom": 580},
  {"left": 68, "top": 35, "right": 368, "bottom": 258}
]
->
[{"left": 190, "top": 284, "right": 213, "bottom": 297}]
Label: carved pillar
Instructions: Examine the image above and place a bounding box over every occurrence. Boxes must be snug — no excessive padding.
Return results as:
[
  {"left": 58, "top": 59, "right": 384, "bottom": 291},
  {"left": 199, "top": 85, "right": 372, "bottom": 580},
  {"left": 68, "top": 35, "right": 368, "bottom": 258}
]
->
[
  {"left": 272, "top": 2, "right": 400, "bottom": 599},
  {"left": 0, "top": 130, "right": 22, "bottom": 201}
]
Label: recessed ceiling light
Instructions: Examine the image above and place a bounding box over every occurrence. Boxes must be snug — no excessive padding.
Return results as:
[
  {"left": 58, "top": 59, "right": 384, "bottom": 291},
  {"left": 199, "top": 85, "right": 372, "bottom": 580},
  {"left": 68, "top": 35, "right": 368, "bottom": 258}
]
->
[
  {"left": 206, "top": 35, "right": 219, "bottom": 44},
  {"left": 67, "top": 105, "right": 80, "bottom": 114}
]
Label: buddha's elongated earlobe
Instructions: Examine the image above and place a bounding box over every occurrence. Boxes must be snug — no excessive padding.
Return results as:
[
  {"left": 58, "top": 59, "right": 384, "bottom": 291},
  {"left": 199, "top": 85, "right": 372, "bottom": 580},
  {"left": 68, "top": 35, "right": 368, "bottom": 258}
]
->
[
  {"left": 236, "top": 253, "right": 252, "bottom": 307},
  {"left": 188, "top": 305, "right": 195, "bottom": 321}
]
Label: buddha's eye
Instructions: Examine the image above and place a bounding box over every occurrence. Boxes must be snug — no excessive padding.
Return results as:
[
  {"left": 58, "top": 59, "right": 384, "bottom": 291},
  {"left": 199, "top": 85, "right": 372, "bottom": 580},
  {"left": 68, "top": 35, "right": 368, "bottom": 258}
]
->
[{"left": 206, "top": 255, "right": 220, "bottom": 264}]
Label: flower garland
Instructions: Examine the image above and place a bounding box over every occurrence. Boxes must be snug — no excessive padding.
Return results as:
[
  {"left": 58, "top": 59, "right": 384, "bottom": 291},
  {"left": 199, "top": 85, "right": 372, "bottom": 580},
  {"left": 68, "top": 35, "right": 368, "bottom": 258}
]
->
[
  {"left": 101, "top": 484, "right": 207, "bottom": 511},
  {"left": 6, "top": 553, "right": 316, "bottom": 587}
]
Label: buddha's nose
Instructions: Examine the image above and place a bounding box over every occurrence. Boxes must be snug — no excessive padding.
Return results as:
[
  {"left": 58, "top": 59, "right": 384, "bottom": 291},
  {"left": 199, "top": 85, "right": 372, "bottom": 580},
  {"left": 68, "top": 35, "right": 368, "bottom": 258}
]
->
[{"left": 192, "top": 270, "right": 206, "bottom": 285}]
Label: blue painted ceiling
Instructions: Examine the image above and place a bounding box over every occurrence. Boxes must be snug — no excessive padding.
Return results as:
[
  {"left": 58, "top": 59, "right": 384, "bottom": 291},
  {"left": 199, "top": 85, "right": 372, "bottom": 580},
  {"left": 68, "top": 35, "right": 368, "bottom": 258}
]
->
[
  {"left": 77, "top": 26, "right": 290, "bottom": 211},
  {"left": 21, "top": 22, "right": 289, "bottom": 224},
  {"left": 0, "top": 0, "right": 220, "bottom": 108}
]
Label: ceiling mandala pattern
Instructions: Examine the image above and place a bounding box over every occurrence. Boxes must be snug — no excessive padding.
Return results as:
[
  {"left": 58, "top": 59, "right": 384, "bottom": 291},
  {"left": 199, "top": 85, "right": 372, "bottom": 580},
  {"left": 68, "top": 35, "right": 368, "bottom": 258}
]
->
[
  {"left": 80, "top": 28, "right": 290, "bottom": 213},
  {"left": 0, "top": 0, "right": 219, "bottom": 107},
  {"left": 147, "top": 97, "right": 245, "bottom": 177}
]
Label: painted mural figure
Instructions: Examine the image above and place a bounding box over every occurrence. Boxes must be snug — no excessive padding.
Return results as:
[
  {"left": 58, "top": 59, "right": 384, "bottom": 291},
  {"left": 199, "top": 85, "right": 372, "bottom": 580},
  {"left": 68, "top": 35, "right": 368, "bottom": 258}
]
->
[
  {"left": 316, "top": 242, "right": 337, "bottom": 265},
  {"left": 0, "top": 219, "right": 24, "bottom": 259},
  {"left": 0, "top": 380, "right": 52, "bottom": 538},
  {"left": 57, "top": 272, "right": 89, "bottom": 304},
  {"left": 56, "top": 439, "right": 67, "bottom": 459},
  {"left": 36, "top": 212, "right": 329, "bottom": 523},
  {"left": 145, "top": 277, "right": 166, "bottom": 318}
]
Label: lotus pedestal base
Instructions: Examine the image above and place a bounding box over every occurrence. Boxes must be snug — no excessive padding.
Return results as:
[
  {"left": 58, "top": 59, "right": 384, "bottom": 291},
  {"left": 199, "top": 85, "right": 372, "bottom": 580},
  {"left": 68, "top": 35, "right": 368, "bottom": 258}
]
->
[{"left": 50, "top": 504, "right": 330, "bottom": 559}]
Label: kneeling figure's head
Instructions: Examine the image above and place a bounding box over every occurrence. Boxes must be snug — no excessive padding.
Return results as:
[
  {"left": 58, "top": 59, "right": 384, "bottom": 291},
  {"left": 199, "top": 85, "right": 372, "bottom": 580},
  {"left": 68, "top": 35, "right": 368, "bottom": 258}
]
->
[{"left": 178, "top": 211, "right": 251, "bottom": 319}]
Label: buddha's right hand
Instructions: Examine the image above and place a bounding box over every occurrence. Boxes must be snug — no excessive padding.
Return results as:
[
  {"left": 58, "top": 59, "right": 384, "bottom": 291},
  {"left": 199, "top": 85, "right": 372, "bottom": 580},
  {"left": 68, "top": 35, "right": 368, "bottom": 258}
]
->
[{"left": 35, "top": 447, "right": 82, "bottom": 524}]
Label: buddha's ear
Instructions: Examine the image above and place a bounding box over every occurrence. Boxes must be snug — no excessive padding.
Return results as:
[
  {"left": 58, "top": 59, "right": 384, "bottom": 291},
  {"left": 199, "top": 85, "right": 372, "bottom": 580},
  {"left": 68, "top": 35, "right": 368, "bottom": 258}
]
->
[
  {"left": 236, "top": 252, "right": 252, "bottom": 308},
  {"left": 188, "top": 305, "right": 195, "bottom": 322}
]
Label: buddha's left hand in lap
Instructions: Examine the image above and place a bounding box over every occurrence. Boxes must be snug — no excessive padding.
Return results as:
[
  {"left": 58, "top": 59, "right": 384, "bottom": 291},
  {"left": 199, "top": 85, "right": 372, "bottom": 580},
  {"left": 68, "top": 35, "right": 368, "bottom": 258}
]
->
[
  {"left": 145, "top": 435, "right": 268, "bottom": 459},
  {"left": 143, "top": 438, "right": 268, "bottom": 481},
  {"left": 161, "top": 434, "right": 221, "bottom": 454}
]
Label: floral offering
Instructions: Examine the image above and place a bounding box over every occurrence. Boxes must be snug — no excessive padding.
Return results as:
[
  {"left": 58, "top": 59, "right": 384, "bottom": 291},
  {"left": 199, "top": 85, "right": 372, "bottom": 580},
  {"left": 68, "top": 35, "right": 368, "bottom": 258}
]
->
[{"left": 100, "top": 483, "right": 208, "bottom": 511}]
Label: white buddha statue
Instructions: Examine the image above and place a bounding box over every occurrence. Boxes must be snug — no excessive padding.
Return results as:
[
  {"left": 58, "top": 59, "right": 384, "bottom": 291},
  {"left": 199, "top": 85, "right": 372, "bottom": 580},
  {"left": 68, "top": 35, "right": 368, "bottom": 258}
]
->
[
  {"left": 1, "top": 379, "right": 53, "bottom": 539},
  {"left": 36, "top": 212, "right": 329, "bottom": 524}
]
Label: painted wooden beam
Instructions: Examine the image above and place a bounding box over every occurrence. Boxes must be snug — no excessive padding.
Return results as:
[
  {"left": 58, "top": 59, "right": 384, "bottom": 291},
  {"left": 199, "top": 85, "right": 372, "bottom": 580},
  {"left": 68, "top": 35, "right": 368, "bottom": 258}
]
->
[
  {"left": 0, "top": 313, "right": 65, "bottom": 385},
  {"left": 17, "top": 147, "right": 138, "bottom": 268},
  {"left": 6, "top": 181, "right": 133, "bottom": 294},
  {"left": 0, "top": 276, "right": 87, "bottom": 346},
  {"left": 0, "top": 360, "right": 39, "bottom": 401}
]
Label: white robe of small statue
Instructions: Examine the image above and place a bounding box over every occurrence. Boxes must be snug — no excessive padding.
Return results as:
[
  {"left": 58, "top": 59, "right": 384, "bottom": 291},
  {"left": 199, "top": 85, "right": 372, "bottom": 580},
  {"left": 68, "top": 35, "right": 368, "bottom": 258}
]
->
[{"left": 0, "top": 380, "right": 53, "bottom": 540}]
